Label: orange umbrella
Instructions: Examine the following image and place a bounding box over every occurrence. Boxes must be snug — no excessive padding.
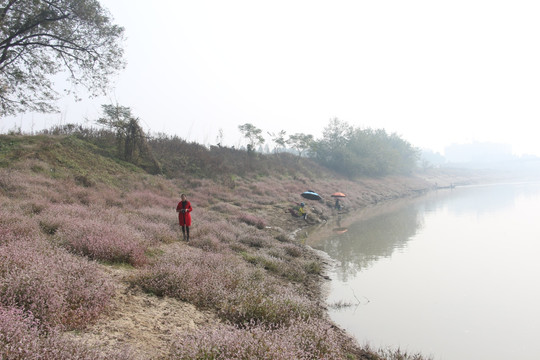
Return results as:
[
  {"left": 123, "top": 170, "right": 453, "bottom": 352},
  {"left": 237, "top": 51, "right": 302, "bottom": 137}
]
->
[{"left": 331, "top": 192, "right": 346, "bottom": 198}]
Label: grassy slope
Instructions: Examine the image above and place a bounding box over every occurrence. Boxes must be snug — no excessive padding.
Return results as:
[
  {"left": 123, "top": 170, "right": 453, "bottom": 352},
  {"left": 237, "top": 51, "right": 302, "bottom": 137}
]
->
[{"left": 1, "top": 134, "right": 483, "bottom": 359}]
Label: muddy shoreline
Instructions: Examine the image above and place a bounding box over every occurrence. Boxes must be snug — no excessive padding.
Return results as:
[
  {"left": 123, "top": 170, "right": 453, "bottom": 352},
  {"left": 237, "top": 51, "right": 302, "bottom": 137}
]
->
[{"left": 285, "top": 169, "right": 499, "bottom": 357}]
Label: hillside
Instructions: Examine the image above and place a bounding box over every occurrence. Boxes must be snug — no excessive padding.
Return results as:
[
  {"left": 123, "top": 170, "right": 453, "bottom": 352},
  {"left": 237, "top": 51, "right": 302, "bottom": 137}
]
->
[{"left": 0, "top": 134, "right": 483, "bottom": 359}]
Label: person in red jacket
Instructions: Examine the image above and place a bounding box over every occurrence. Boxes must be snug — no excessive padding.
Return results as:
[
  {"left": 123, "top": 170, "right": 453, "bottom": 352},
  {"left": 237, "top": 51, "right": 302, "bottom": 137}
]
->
[{"left": 176, "top": 193, "right": 192, "bottom": 241}]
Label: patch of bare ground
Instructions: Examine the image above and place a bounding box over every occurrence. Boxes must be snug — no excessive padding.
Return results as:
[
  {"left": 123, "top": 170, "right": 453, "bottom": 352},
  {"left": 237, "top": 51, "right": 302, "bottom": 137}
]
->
[{"left": 67, "top": 266, "right": 217, "bottom": 360}]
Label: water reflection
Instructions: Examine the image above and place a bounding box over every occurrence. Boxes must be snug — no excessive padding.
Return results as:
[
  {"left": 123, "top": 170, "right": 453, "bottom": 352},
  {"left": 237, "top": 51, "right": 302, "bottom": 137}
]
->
[
  {"left": 332, "top": 226, "right": 348, "bottom": 234},
  {"left": 310, "top": 182, "right": 540, "bottom": 360},
  {"left": 319, "top": 209, "right": 421, "bottom": 281},
  {"left": 308, "top": 192, "right": 458, "bottom": 281},
  {"left": 311, "top": 183, "right": 540, "bottom": 282}
]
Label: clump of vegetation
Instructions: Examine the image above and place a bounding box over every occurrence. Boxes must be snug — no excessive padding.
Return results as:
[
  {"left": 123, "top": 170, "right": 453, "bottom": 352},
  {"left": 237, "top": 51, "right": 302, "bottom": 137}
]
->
[
  {"left": 96, "top": 104, "right": 161, "bottom": 173},
  {"left": 56, "top": 220, "right": 148, "bottom": 266},
  {"left": 132, "top": 245, "right": 319, "bottom": 326},
  {"left": 0, "top": 306, "right": 135, "bottom": 360},
  {"left": 169, "top": 318, "right": 350, "bottom": 359},
  {"left": 0, "top": 239, "right": 114, "bottom": 330},
  {"left": 237, "top": 213, "right": 267, "bottom": 229}
]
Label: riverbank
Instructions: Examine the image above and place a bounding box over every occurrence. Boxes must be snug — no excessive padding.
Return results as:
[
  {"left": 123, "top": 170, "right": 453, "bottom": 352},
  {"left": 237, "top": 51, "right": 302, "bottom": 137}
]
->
[
  {"left": 236, "top": 168, "right": 495, "bottom": 358},
  {"left": 0, "top": 135, "right": 500, "bottom": 359},
  {"left": 281, "top": 167, "right": 500, "bottom": 358},
  {"left": 85, "top": 172, "right": 450, "bottom": 359},
  {"left": 65, "top": 172, "right": 445, "bottom": 359},
  {"left": 312, "top": 180, "right": 540, "bottom": 360}
]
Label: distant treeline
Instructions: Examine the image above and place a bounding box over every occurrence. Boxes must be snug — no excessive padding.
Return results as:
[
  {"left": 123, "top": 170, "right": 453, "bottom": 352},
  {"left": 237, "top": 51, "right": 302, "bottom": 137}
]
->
[
  {"left": 39, "top": 116, "right": 419, "bottom": 179},
  {"left": 313, "top": 118, "right": 419, "bottom": 177}
]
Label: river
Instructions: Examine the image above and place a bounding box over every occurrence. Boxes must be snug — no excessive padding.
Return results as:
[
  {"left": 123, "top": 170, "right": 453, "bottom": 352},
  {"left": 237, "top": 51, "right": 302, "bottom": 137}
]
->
[{"left": 308, "top": 182, "right": 540, "bottom": 360}]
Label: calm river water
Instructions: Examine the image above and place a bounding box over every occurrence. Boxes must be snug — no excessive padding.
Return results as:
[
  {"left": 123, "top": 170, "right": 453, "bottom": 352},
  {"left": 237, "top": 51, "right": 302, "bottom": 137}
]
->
[{"left": 308, "top": 182, "right": 540, "bottom": 360}]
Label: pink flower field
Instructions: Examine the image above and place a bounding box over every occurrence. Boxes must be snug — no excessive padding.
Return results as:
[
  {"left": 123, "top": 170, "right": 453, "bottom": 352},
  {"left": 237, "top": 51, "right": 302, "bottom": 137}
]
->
[{"left": 0, "top": 134, "right": 445, "bottom": 359}]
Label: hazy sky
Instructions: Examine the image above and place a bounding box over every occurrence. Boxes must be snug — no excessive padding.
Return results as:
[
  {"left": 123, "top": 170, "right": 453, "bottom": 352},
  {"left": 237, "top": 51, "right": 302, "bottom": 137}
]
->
[{"left": 2, "top": 0, "right": 540, "bottom": 156}]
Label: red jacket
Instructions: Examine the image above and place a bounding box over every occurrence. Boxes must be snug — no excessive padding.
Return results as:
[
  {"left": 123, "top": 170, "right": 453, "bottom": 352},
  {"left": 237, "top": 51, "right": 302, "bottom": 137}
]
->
[{"left": 176, "top": 200, "right": 192, "bottom": 226}]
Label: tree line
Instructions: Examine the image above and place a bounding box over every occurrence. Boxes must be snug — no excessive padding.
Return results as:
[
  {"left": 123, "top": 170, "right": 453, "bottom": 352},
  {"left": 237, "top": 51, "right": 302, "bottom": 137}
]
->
[
  {"left": 45, "top": 104, "right": 419, "bottom": 178},
  {"left": 238, "top": 117, "right": 419, "bottom": 176},
  {"left": 1, "top": 0, "right": 418, "bottom": 178}
]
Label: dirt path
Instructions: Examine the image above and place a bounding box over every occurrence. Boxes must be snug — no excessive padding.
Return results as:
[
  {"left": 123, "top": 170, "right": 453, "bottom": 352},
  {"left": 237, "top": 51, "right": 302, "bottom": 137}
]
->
[{"left": 67, "top": 267, "right": 217, "bottom": 359}]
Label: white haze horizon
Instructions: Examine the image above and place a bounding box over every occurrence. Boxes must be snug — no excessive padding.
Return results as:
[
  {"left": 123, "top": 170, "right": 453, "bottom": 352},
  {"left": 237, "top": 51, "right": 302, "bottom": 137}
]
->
[{"left": 2, "top": 0, "right": 540, "bottom": 158}]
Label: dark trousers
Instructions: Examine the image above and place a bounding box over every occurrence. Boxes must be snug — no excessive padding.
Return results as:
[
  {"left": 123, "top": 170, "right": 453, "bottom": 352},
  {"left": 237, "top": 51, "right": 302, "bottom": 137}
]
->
[{"left": 181, "top": 225, "right": 190, "bottom": 240}]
